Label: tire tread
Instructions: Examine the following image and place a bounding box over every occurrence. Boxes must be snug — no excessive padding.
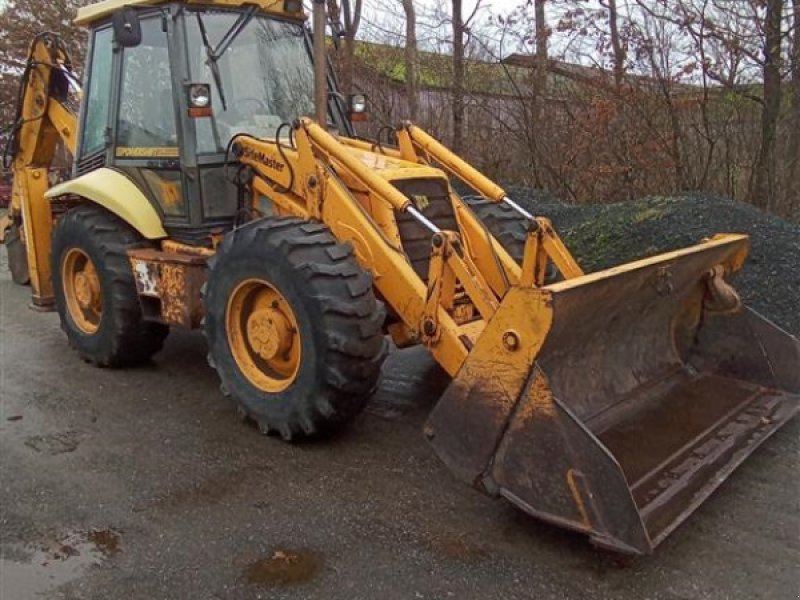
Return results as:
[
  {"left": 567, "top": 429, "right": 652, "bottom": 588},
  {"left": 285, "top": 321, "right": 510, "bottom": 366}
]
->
[
  {"left": 204, "top": 217, "right": 387, "bottom": 439},
  {"left": 52, "top": 204, "right": 168, "bottom": 367}
]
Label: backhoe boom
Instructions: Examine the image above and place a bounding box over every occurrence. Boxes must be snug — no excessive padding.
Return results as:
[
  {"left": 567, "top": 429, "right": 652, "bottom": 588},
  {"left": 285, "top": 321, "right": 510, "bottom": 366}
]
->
[{"left": 2, "top": 33, "right": 79, "bottom": 305}]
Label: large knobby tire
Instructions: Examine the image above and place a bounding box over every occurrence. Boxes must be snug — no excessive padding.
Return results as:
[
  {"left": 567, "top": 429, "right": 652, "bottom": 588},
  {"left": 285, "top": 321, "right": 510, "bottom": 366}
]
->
[
  {"left": 464, "top": 196, "right": 528, "bottom": 263},
  {"left": 51, "top": 204, "right": 169, "bottom": 367},
  {"left": 465, "top": 196, "right": 560, "bottom": 283},
  {"left": 203, "top": 217, "right": 388, "bottom": 441}
]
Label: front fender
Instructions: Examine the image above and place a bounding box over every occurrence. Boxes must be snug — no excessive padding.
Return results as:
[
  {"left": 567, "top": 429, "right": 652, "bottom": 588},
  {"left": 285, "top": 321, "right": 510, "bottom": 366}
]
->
[{"left": 45, "top": 168, "right": 167, "bottom": 239}]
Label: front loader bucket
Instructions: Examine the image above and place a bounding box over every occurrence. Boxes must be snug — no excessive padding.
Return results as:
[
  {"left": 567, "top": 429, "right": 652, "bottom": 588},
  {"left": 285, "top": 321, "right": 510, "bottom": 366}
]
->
[{"left": 426, "top": 234, "right": 800, "bottom": 554}]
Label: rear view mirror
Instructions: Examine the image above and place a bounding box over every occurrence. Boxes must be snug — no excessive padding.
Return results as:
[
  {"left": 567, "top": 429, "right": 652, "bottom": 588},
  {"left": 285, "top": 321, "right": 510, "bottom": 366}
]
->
[{"left": 112, "top": 8, "right": 142, "bottom": 48}]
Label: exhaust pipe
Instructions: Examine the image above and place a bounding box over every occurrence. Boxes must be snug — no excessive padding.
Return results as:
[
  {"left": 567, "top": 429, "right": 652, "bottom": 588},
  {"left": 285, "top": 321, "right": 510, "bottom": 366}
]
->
[{"left": 312, "top": 0, "right": 328, "bottom": 126}]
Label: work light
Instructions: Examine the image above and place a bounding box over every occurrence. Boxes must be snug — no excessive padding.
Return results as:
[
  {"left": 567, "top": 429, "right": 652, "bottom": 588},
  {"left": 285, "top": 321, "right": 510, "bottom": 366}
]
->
[
  {"left": 349, "top": 94, "right": 367, "bottom": 114},
  {"left": 189, "top": 84, "right": 211, "bottom": 108},
  {"left": 348, "top": 94, "right": 368, "bottom": 122},
  {"left": 187, "top": 83, "right": 212, "bottom": 118}
]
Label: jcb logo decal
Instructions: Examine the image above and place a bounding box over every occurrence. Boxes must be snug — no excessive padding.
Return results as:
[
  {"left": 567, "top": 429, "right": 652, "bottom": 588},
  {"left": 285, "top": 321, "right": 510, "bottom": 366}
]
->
[{"left": 412, "top": 195, "right": 430, "bottom": 211}]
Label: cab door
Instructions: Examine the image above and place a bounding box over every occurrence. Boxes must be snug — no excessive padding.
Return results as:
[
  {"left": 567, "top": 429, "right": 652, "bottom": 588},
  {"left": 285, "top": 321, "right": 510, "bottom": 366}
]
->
[{"left": 110, "top": 11, "right": 188, "bottom": 233}]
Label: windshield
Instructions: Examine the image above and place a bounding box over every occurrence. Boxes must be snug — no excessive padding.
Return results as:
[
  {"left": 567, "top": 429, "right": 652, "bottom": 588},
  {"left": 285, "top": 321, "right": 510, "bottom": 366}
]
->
[{"left": 186, "top": 12, "right": 316, "bottom": 153}]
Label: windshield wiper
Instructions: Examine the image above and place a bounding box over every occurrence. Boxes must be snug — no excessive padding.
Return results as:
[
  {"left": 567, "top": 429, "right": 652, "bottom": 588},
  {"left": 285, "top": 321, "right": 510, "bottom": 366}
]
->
[
  {"left": 196, "top": 12, "right": 227, "bottom": 111},
  {"left": 195, "top": 6, "right": 258, "bottom": 111}
]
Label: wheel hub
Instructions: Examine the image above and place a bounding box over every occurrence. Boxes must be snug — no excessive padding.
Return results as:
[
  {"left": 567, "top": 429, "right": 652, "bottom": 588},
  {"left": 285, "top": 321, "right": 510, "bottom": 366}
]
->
[
  {"left": 246, "top": 308, "right": 293, "bottom": 361},
  {"left": 73, "top": 268, "right": 100, "bottom": 310},
  {"left": 226, "top": 278, "right": 303, "bottom": 393},
  {"left": 62, "top": 248, "right": 103, "bottom": 334}
]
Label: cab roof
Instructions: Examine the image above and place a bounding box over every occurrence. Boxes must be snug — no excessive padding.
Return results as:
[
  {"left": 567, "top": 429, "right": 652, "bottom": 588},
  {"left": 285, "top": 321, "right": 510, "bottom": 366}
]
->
[{"left": 75, "top": 0, "right": 305, "bottom": 27}]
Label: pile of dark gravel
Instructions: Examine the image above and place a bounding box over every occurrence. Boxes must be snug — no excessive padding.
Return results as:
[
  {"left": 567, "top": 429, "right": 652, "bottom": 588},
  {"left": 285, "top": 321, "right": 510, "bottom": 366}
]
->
[{"left": 505, "top": 191, "right": 800, "bottom": 336}]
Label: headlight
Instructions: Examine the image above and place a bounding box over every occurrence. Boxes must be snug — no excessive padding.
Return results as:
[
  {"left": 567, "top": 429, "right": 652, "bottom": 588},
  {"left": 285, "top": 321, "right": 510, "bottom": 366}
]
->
[
  {"left": 188, "top": 84, "right": 211, "bottom": 109},
  {"left": 349, "top": 94, "right": 367, "bottom": 114}
]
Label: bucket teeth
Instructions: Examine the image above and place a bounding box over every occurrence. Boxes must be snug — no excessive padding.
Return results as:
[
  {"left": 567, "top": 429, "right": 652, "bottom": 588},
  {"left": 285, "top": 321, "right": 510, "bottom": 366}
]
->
[
  {"left": 235, "top": 405, "right": 249, "bottom": 423},
  {"left": 257, "top": 419, "right": 271, "bottom": 436}
]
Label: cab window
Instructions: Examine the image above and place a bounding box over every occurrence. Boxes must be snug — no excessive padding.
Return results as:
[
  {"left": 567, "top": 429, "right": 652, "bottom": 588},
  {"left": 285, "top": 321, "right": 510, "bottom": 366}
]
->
[
  {"left": 116, "top": 16, "right": 177, "bottom": 157},
  {"left": 81, "top": 27, "right": 113, "bottom": 157}
]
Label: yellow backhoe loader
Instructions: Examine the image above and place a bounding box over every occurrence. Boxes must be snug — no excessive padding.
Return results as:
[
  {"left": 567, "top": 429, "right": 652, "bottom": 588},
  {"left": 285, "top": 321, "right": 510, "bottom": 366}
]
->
[{"left": 2, "top": 0, "right": 797, "bottom": 555}]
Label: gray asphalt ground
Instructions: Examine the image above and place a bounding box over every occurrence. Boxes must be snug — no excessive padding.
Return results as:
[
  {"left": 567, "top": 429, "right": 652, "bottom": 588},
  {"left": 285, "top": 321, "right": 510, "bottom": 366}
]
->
[{"left": 1, "top": 248, "right": 799, "bottom": 600}]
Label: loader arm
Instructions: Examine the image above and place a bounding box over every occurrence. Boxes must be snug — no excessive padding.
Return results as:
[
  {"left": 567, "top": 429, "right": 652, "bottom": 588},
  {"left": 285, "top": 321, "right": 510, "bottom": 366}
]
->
[
  {"left": 2, "top": 32, "right": 79, "bottom": 306},
  {"left": 337, "top": 129, "right": 586, "bottom": 288},
  {"left": 233, "top": 119, "right": 582, "bottom": 375},
  {"left": 388, "top": 123, "right": 585, "bottom": 283}
]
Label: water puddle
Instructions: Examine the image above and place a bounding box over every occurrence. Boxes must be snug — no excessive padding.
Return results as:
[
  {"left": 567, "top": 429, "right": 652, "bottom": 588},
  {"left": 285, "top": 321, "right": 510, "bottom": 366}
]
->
[
  {"left": 244, "top": 548, "right": 323, "bottom": 586},
  {"left": 0, "top": 529, "right": 121, "bottom": 600}
]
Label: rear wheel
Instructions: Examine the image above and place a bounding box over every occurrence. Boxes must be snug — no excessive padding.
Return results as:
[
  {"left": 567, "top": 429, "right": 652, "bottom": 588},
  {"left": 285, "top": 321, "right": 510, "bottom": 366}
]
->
[
  {"left": 51, "top": 204, "right": 169, "bottom": 366},
  {"left": 203, "top": 217, "right": 388, "bottom": 440}
]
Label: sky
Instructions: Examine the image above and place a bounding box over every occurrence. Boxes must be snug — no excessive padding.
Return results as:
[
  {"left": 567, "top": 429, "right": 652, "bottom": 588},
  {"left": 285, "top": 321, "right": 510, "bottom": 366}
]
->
[
  {"left": 440, "top": 0, "right": 522, "bottom": 14},
  {"left": 358, "top": 0, "right": 537, "bottom": 57},
  {"left": 363, "top": 0, "right": 526, "bottom": 23}
]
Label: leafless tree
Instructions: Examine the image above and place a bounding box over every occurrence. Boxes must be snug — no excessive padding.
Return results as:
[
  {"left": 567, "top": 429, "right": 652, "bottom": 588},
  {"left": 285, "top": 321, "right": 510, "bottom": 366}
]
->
[
  {"left": 401, "top": 0, "right": 419, "bottom": 121},
  {"left": 603, "top": 0, "right": 626, "bottom": 87},
  {"left": 327, "top": 0, "right": 363, "bottom": 95},
  {"left": 786, "top": 0, "right": 800, "bottom": 215},
  {"left": 452, "top": 0, "right": 466, "bottom": 152},
  {"left": 751, "top": 0, "right": 786, "bottom": 210}
]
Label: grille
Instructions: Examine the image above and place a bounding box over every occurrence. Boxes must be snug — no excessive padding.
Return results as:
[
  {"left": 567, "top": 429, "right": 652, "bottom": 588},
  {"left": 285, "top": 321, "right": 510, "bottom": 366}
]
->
[
  {"left": 164, "top": 220, "right": 235, "bottom": 246},
  {"left": 392, "top": 178, "right": 458, "bottom": 280},
  {"left": 75, "top": 151, "right": 105, "bottom": 176}
]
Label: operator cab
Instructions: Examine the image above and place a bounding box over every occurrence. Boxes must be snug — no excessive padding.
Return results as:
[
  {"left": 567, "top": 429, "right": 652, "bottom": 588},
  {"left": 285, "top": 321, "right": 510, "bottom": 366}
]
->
[{"left": 75, "top": 1, "right": 352, "bottom": 244}]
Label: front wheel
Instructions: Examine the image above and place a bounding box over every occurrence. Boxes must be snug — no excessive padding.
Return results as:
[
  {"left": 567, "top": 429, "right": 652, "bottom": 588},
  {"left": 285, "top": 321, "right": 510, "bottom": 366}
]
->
[{"left": 203, "top": 217, "right": 388, "bottom": 441}]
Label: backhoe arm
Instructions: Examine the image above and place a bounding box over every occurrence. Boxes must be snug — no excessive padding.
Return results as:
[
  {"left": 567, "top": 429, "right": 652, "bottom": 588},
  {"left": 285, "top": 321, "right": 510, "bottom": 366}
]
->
[{"left": 2, "top": 33, "right": 79, "bottom": 306}]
